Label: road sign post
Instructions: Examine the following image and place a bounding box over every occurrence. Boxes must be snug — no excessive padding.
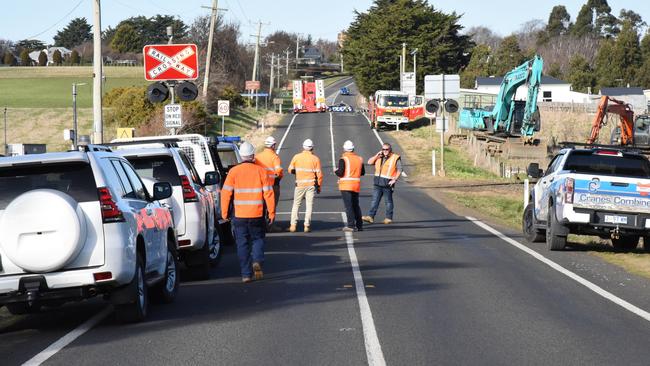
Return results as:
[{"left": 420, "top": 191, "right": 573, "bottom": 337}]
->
[{"left": 217, "top": 100, "right": 230, "bottom": 136}]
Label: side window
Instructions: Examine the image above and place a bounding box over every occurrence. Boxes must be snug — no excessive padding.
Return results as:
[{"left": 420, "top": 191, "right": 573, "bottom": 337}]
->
[
  {"left": 178, "top": 151, "right": 202, "bottom": 184},
  {"left": 111, "top": 160, "right": 136, "bottom": 199},
  {"left": 545, "top": 154, "right": 564, "bottom": 176},
  {"left": 121, "top": 162, "right": 148, "bottom": 201}
]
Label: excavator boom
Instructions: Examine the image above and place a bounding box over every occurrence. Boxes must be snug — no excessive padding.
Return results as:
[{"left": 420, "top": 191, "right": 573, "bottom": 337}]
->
[{"left": 587, "top": 96, "right": 635, "bottom": 145}]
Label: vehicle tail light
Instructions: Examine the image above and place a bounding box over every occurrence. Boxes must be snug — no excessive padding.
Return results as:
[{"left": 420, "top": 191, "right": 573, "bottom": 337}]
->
[
  {"left": 595, "top": 149, "right": 621, "bottom": 156},
  {"left": 565, "top": 177, "right": 574, "bottom": 204},
  {"left": 180, "top": 175, "right": 198, "bottom": 202},
  {"left": 93, "top": 271, "right": 113, "bottom": 281},
  {"left": 98, "top": 187, "right": 124, "bottom": 223},
  {"left": 178, "top": 239, "right": 192, "bottom": 247}
]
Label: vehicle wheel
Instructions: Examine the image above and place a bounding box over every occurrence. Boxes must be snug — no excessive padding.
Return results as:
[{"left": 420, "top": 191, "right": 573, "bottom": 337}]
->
[
  {"left": 152, "top": 240, "right": 179, "bottom": 304},
  {"left": 611, "top": 235, "right": 640, "bottom": 250},
  {"left": 522, "top": 203, "right": 545, "bottom": 243},
  {"left": 643, "top": 237, "right": 650, "bottom": 252},
  {"left": 209, "top": 231, "right": 222, "bottom": 267},
  {"left": 6, "top": 301, "right": 41, "bottom": 315},
  {"left": 115, "top": 255, "right": 148, "bottom": 323},
  {"left": 546, "top": 204, "right": 567, "bottom": 251}
]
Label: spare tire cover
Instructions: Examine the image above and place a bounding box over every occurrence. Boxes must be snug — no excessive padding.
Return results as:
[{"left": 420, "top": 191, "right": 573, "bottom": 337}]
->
[{"left": 0, "top": 189, "right": 87, "bottom": 273}]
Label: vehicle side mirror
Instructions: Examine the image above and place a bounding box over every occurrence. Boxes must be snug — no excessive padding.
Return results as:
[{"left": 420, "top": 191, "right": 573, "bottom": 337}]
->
[
  {"left": 152, "top": 182, "right": 173, "bottom": 201},
  {"left": 527, "top": 163, "right": 543, "bottom": 178},
  {"left": 204, "top": 171, "right": 219, "bottom": 186}
]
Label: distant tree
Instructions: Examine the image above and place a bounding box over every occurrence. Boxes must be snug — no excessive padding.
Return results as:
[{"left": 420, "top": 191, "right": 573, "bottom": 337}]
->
[
  {"left": 619, "top": 9, "right": 646, "bottom": 32},
  {"left": 70, "top": 49, "right": 80, "bottom": 65},
  {"left": 53, "top": 50, "right": 62, "bottom": 65},
  {"left": 572, "top": 4, "right": 594, "bottom": 37},
  {"left": 15, "top": 39, "right": 45, "bottom": 54},
  {"left": 38, "top": 51, "right": 47, "bottom": 66},
  {"left": 491, "top": 35, "right": 524, "bottom": 75},
  {"left": 102, "top": 26, "right": 117, "bottom": 42},
  {"left": 547, "top": 62, "right": 563, "bottom": 79},
  {"left": 566, "top": 55, "right": 596, "bottom": 93},
  {"left": 111, "top": 23, "right": 141, "bottom": 53},
  {"left": 641, "top": 31, "right": 650, "bottom": 59},
  {"left": 343, "top": 0, "right": 473, "bottom": 96},
  {"left": 594, "top": 39, "right": 616, "bottom": 87},
  {"left": 546, "top": 5, "right": 571, "bottom": 37},
  {"left": 466, "top": 26, "right": 502, "bottom": 50},
  {"left": 4, "top": 52, "right": 16, "bottom": 66},
  {"left": 54, "top": 17, "right": 92, "bottom": 49},
  {"left": 20, "top": 49, "right": 30, "bottom": 66},
  {"left": 634, "top": 58, "right": 650, "bottom": 89},
  {"left": 460, "top": 44, "right": 492, "bottom": 88},
  {"left": 573, "top": 0, "right": 619, "bottom": 38},
  {"left": 0, "top": 51, "right": 4, "bottom": 65},
  {"left": 610, "top": 20, "right": 642, "bottom": 84}
]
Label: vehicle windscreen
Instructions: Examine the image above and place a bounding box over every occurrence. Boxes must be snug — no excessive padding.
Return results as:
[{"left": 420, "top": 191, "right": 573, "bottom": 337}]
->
[
  {"left": 378, "top": 95, "right": 408, "bottom": 107},
  {"left": 127, "top": 156, "right": 181, "bottom": 186},
  {"left": 218, "top": 148, "right": 239, "bottom": 167},
  {"left": 564, "top": 152, "right": 650, "bottom": 178},
  {"left": 0, "top": 162, "right": 98, "bottom": 209}
]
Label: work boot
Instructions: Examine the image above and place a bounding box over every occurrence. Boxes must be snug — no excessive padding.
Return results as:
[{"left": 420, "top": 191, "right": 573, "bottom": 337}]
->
[
  {"left": 362, "top": 216, "right": 374, "bottom": 223},
  {"left": 252, "top": 262, "right": 264, "bottom": 280},
  {"left": 289, "top": 224, "right": 297, "bottom": 232},
  {"left": 304, "top": 225, "right": 311, "bottom": 233},
  {"left": 242, "top": 277, "right": 252, "bottom": 284},
  {"left": 342, "top": 227, "right": 354, "bottom": 232},
  {"left": 383, "top": 218, "right": 393, "bottom": 224}
]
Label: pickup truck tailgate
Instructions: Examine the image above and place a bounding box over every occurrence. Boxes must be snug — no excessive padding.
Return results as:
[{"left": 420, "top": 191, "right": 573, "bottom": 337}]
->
[{"left": 573, "top": 175, "right": 650, "bottom": 214}]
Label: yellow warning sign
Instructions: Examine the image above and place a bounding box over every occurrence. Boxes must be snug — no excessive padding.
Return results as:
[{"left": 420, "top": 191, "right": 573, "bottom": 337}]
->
[{"left": 117, "top": 128, "right": 135, "bottom": 139}]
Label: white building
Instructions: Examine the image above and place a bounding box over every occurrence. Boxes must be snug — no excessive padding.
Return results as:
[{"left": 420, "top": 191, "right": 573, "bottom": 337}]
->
[
  {"left": 28, "top": 47, "right": 72, "bottom": 65},
  {"left": 475, "top": 76, "right": 592, "bottom": 104}
]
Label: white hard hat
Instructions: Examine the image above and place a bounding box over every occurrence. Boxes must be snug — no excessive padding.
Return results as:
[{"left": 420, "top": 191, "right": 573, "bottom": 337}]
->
[
  {"left": 264, "top": 136, "right": 276, "bottom": 147},
  {"left": 303, "top": 139, "right": 314, "bottom": 149},
  {"left": 239, "top": 141, "right": 256, "bottom": 157},
  {"left": 343, "top": 140, "right": 355, "bottom": 151}
]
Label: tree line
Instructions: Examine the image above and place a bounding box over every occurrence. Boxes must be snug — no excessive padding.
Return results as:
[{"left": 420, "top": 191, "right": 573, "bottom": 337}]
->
[{"left": 343, "top": 0, "right": 650, "bottom": 96}]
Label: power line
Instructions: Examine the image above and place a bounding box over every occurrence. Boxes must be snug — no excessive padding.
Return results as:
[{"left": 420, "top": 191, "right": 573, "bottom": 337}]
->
[
  {"left": 234, "top": 0, "right": 250, "bottom": 23},
  {"left": 25, "top": 0, "right": 85, "bottom": 40}
]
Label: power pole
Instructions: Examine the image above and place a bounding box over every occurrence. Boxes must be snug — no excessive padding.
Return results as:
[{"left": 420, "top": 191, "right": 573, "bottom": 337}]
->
[
  {"left": 276, "top": 55, "right": 281, "bottom": 89},
  {"left": 3, "top": 107, "right": 7, "bottom": 156},
  {"left": 269, "top": 53, "right": 275, "bottom": 101},
  {"left": 251, "top": 21, "right": 267, "bottom": 110},
  {"left": 295, "top": 34, "right": 301, "bottom": 69},
  {"left": 285, "top": 48, "right": 290, "bottom": 76},
  {"left": 92, "top": 0, "right": 103, "bottom": 144},
  {"left": 202, "top": 0, "right": 218, "bottom": 100}
]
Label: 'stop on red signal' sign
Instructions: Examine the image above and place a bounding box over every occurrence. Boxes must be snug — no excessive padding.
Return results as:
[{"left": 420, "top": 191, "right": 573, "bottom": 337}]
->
[{"left": 143, "top": 44, "right": 199, "bottom": 81}]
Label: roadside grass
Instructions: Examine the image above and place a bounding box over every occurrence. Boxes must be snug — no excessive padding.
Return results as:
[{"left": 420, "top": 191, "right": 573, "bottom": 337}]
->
[
  {"left": 209, "top": 108, "right": 270, "bottom": 138},
  {"left": 0, "top": 66, "right": 145, "bottom": 108},
  {"left": 323, "top": 75, "right": 348, "bottom": 87},
  {"left": 446, "top": 191, "right": 523, "bottom": 229}
]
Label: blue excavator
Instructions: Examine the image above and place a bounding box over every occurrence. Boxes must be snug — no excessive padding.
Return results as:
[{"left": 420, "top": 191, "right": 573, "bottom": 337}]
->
[{"left": 459, "top": 55, "right": 543, "bottom": 143}]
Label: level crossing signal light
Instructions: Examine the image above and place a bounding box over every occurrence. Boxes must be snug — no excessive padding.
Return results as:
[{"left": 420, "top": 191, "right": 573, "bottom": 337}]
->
[
  {"left": 147, "top": 81, "right": 199, "bottom": 103},
  {"left": 147, "top": 82, "right": 169, "bottom": 103},
  {"left": 425, "top": 99, "right": 439, "bottom": 116},
  {"left": 444, "top": 99, "right": 459, "bottom": 113},
  {"left": 175, "top": 82, "right": 198, "bottom": 102}
]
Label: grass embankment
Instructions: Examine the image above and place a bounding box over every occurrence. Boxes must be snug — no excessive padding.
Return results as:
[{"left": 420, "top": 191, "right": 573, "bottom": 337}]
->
[{"left": 390, "top": 122, "right": 650, "bottom": 280}]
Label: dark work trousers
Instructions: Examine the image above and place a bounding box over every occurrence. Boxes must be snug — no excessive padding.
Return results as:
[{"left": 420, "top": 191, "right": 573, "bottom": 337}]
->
[
  {"left": 232, "top": 217, "right": 266, "bottom": 278},
  {"left": 341, "top": 190, "right": 363, "bottom": 230}
]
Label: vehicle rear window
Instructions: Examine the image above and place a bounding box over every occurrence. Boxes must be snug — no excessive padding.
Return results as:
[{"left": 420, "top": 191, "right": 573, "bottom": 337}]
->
[
  {"left": 218, "top": 148, "right": 239, "bottom": 168},
  {"left": 564, "top": 152, "right": 650, "bottom": 178},
  {"left": 0, "top": 162, "right": 98, "bottom": 209},
  {"left": 127, "top": 156, "right": 181, "bottom": 186}
]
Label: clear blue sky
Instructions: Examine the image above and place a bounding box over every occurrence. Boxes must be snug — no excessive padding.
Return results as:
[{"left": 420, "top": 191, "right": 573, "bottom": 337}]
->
[{"left": 3, "top": 0, "right": 650, "bottom": 44}]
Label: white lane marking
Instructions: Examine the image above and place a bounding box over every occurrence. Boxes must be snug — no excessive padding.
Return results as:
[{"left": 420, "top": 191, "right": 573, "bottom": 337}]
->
[
  {"left": 362, "top": 113, "right": 384, "bottom": 146},
  {"left": 329, "top": 112, "right": 336, "bottom": 171},
  {"left": 22, "top": 306, "right": 112, "bottom": 366},
  {"left": 277, "top": 113, "right": 299, "bottom": 153},
  {"left": 341, "top": 212, "right": 386, "bottom": 366},
  {"left": 467, "top": 216, "right": 650, "bottom": 323}
]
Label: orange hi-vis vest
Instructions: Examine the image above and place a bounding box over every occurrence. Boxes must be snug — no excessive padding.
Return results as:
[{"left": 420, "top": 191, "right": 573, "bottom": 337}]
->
[
  {"left": 221, "top": 162, "right": 275, "bottom": 219},
  {"left": 339, "top": 152, "right": 363, "bottom": 192},
  {"left": 374, "top": 153, "right": 400, "bottom": 180},
  {"left": 255, "top": 147, "right": 283, "bottom": 185},
  {"left": 288, "top": 151, "right": 323, "bottom": 188}
]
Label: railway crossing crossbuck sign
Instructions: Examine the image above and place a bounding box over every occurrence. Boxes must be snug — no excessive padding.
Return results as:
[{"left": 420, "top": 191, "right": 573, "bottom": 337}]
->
[{"left": 143, "top": 44, "right": 199, "bottom": 81}]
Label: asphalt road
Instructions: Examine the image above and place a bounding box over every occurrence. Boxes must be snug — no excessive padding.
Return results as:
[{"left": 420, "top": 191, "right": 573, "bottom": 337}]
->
[{"left": 3, "top": 78, "right": 650, "bottom": 365}]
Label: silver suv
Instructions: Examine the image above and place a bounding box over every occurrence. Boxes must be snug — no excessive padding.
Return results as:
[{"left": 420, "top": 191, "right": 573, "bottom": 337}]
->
[{"left": 0, "top": 145, "right": 178, "bottom": 322}]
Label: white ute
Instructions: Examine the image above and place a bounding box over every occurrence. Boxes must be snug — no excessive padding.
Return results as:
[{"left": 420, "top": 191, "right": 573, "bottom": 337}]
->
[{"left": 0, "top": 145, "right": 179, "bottom": 322}]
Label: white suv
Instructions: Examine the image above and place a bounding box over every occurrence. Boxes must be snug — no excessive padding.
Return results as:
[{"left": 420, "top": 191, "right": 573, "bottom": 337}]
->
[
  {"left": 114, "top": 144, "right": 220, "bottom": 279},
  {"left": 0, "top": 145, "right": 178, "bottom": 322}
]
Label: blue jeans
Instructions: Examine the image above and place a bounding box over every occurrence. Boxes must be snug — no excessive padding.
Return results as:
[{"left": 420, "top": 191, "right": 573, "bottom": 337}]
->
[
  {"left": 368, "top": 185, "right": 394, "bottom": 220},
  {"left": 232, "top": 217, "right": 266, "bottom": 278}
]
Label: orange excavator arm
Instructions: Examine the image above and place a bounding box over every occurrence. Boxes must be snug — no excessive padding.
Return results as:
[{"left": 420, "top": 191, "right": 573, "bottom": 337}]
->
[{"left": 587, "top": 96, "right": 635, "bottom": 145}]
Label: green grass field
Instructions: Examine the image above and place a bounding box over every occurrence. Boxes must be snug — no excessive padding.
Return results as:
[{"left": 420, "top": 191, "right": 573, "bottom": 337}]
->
[{"left": 0, "top": 66, "right": 146, "bottom": 108}]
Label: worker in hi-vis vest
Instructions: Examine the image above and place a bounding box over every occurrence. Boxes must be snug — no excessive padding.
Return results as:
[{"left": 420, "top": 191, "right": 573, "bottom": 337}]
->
[
  {"left": 221, "top": 142, "right": 275, "bottom": 283},
  {"left": 255, "top": 136, "right": 283, "bottom": 231},
  {"left": 287, "top": 139, "right": 323, "bottom": 233},
  {"left": 363, "top": 142, "right": 402, "bottom": 225},
  {"left": 335, "top": 140, "right": 365, "bottom": 232}
]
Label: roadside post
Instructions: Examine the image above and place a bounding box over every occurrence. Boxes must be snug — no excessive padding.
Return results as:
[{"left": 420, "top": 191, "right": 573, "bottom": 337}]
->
[
  {"left": 217, "top": 100, "right": 230, "bottom": 136},
  {"left": 524, "top": 179, "right": 530, "bottom": 207},
  {"left": 143, "top": 43, "right": 200, "bottom": 135},
  {"left": 3, "top": 107, "right": 7, "bottom": 156}
]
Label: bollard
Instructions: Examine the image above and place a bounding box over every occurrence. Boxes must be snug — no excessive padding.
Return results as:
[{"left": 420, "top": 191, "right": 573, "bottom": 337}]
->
[{"left": 524, "top": 179, "right": 529, "bottom": 207}]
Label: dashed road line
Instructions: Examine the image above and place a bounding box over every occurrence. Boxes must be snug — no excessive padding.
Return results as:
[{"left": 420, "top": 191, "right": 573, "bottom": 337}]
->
[
  {"left": 22, "top": 306, "right": 112, "bottom": 366},
  {"left": 361, "top": 112, "right": 384, "bottom": 146},
  {"left": 329, "top": 112, "right": 336, "bottom": 170},
  {"left": 341, "top": 212, "right": 386, "bottom": 366},
  {"left": 276, "top": 113, "right": 299, "bottom": 153},
  {"left": 467, "top": 216, "right": 650, "bottom": 323}
]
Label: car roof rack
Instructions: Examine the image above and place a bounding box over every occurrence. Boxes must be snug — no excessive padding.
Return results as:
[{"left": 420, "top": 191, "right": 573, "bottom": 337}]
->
[
  {"left": 103, "top": 139, "right": 179, "bottom": 148},
  {"left": 558, "top": 141, "right": 650, "bottom": 154},
  {"left": 77, "top": 144, "right": 112, "bottom": 152}
]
